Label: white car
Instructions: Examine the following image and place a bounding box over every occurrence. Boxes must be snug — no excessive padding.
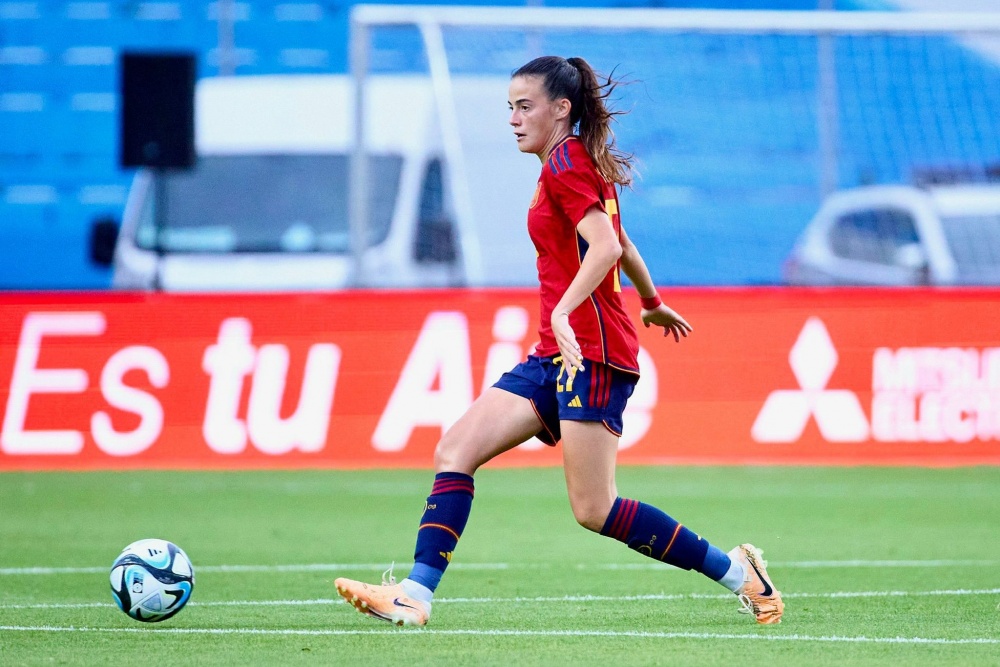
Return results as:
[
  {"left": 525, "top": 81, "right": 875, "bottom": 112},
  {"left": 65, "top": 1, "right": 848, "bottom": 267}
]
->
[
  {"left": 93, "top": 74, "right": 462, "bottom": 291},
  {"left": 784, "top": 184, "right": 1000, "bottom": 286}
]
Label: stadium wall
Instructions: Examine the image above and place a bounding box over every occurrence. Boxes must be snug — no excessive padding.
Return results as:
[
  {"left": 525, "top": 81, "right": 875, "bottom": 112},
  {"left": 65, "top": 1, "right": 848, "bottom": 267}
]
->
[{"left": 2, "top": 287, "right": 999, "bottom": 470}]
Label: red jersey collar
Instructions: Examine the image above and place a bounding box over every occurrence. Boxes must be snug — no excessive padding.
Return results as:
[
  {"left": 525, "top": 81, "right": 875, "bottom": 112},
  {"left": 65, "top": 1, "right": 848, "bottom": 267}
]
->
[{"left": 546, "top": 134, "right": 577, "bottom": 161}]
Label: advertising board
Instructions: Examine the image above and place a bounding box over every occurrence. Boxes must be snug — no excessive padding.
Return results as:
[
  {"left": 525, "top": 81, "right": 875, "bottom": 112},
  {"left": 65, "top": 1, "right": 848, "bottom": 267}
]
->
[{"left": 2, "top": 289, "right": 999, "bottom": 469}]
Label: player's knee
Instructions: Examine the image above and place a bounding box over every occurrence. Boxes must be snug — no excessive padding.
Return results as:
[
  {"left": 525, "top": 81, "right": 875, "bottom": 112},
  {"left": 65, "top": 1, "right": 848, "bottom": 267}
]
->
[
  {"left": 433, "top": 434, "right": 474, "bottom": 475},
  {"left": 569, "top": 498, "right": 613, "bottom": 533},
  {"left": 432, "top": 438, "right": 458, "bottom": 473}
]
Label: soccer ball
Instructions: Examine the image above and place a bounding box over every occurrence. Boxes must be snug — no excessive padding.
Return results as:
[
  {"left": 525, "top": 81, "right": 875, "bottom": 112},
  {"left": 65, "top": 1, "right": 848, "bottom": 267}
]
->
[{"left": 110, "top": 539, "right": 194, "bottom": 622}]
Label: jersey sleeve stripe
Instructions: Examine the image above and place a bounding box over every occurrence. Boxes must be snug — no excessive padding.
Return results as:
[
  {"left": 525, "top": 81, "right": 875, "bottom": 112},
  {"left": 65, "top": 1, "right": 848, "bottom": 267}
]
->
[
  {"left": 561, "top": 143, "right": 573, "bottom": 169},
  {"left": 545, "top": 142, "right": 579, "bottom": 176}
]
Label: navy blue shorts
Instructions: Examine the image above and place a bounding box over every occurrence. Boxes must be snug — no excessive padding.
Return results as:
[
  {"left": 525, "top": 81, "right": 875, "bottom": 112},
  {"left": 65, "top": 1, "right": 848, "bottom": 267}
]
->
[{"left": 493, "top": 354, "right": 638, "bottom": 445}]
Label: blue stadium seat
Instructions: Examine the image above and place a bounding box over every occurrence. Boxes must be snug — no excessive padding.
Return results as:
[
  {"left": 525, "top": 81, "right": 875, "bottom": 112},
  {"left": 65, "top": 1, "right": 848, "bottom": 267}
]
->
[
  {"left": 235, "top": 1, "right": 349, "bottom": 74},
  {"left": 4, "top": 0, "right": 1000, "bottom": 288},
  {"left": 53, "top": 108, "right": 118, "bottom": 158},
  {"left": 0, "top": 110, "right": 50, "bottom": 157},
  {"left": 0, "top": 201, "right": 112, "bottom": 289}
]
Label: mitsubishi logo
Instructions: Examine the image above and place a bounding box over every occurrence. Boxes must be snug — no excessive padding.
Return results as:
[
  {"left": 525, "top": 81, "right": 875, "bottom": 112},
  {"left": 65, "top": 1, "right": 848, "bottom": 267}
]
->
[{"left": 752, "top": 317, "right": 869, "bottom": 443}]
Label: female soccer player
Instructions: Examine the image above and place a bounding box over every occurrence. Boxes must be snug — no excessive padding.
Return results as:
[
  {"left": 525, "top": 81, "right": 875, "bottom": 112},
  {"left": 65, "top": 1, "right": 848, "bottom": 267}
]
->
[{"left": 335, "top": 55, "right": 783, "bottom": 626}]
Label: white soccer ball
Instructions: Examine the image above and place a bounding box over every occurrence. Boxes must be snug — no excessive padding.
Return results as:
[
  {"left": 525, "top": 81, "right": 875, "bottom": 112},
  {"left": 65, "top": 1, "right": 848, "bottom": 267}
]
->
[{"left": 110, "top": 538, "right": 195, "bottom": 622}]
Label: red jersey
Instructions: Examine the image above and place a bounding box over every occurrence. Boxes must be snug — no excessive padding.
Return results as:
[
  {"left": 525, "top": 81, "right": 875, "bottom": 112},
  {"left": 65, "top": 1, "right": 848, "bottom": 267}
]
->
[{"left": 527, "top": 136, "right": 640, "bottom": 374}]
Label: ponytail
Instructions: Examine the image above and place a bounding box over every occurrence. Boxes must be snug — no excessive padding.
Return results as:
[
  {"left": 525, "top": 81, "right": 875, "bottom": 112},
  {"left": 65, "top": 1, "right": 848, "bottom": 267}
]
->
[
  {"left": 566, "top": 58, "right": 634, "bottom": 187},
  {"left": 513, "top": 55, "right": 634, "bottom": 187}
]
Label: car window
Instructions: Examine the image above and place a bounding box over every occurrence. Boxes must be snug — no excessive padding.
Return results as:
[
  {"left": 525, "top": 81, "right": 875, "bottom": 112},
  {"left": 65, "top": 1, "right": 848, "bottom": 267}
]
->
[
  {"left": 413, "top": 158, "right": 456, "bottom": 263},
  {"left": 828, "top": 208, "right": 920, "bottom": 266},
  {"left": 137, "top": 154, "right": 402, "bottom": 253},
  {"left": 938, "top": 213, "right": 1000, "bottom": 271}
]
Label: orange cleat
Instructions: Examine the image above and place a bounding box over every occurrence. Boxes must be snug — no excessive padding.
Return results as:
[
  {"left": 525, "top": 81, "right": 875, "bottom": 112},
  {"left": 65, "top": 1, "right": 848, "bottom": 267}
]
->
[
  {"left": 728, "top": 543, "right": 784, "bottom": 625},
  {"left": 334, "top": 569, "right": 430, "bottom": 627}
]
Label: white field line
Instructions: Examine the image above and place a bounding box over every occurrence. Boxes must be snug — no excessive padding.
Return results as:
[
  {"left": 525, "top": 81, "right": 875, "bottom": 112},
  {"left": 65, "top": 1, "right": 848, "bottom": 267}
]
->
[
  {"left": 600, "top": 559, "right": 999, "bottom": 569},
  {"left": 0, "top": 625, "right": 998, "bottom": 645},
  {"left": 2, "top": 588, "right": 998, "bottom": 611},
  {"left": 1, "top": 559, "right": 995, "bottom": 576},
  {"left": 776, "top": 560, "right": 998, "bottom": 568},
  {"left": 0, "top": 563, "right": 510, "bottom": 576}
]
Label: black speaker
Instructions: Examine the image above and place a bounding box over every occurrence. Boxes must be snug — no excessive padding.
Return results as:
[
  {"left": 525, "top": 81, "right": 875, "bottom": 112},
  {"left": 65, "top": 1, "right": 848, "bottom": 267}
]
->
[{"left": 119, "top": 52, "right": 196, "bottom": 169}]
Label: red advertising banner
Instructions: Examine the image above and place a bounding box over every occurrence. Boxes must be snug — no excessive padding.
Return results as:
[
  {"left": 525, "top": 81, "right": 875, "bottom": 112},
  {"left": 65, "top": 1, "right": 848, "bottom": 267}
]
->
[{"left": 1, "top": 288, "right": 999, "bottom": 470}]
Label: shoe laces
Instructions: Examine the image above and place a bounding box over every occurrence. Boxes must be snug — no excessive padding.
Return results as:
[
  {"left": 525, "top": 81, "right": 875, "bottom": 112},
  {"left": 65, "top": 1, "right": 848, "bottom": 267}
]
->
[
  {"left": 381, "top": 562, "right": 397, "bottom": 586},
  {"left": 736, "top": 545, "right": 769, "bottom": 615},
  {"left": 746, "top": 545, "right": 768, "bottom": 569}
]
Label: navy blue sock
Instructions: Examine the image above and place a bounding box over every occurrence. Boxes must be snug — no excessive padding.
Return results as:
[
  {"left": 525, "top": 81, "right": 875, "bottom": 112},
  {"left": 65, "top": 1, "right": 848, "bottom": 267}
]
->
[
  {"left": 700, "top": 544, "right": 732, "bottom": 581},
  {"left": 600, "top": 497, "right": 724, "bottom": 577},
  {"left": 407, "top": 472, "right": 474, "bottom": 592}
]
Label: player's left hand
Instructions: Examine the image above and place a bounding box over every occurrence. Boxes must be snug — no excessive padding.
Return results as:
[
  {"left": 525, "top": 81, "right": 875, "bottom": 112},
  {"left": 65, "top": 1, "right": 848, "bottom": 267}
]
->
[{"left": 641, "top": 304, "right": 692, "bottom": 343}]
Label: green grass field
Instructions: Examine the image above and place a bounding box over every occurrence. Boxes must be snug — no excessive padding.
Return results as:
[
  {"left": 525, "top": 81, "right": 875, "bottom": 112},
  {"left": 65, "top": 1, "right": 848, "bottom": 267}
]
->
[{"left": 1, "top": 466, "right": 998, "bottom": 666}]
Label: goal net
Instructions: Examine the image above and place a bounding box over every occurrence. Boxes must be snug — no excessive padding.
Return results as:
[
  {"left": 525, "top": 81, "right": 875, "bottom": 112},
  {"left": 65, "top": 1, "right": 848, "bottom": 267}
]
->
[{"left": 348, "top": 6, "right": 1000, "bottom": 287}]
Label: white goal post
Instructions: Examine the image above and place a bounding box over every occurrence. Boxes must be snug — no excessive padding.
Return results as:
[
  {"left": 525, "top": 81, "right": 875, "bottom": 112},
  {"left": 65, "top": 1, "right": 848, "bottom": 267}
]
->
[{"left": 348, "top": 6, "right": 1000, "bottom": 287}]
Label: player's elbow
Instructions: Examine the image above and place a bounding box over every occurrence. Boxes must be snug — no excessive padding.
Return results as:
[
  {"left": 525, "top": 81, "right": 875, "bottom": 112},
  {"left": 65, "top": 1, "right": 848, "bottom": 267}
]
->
[
  {"left": 600, "top": 238, "right": 623, "bottom": 265},
  {"left": 584, "top": 237, "right": 621, "bottom": 273},
  {"left": 607, "top": 242, "right": 623, "bottom": 271},
  {"left": 620, "top": 232, "right": 636, "bottom": 257}
]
